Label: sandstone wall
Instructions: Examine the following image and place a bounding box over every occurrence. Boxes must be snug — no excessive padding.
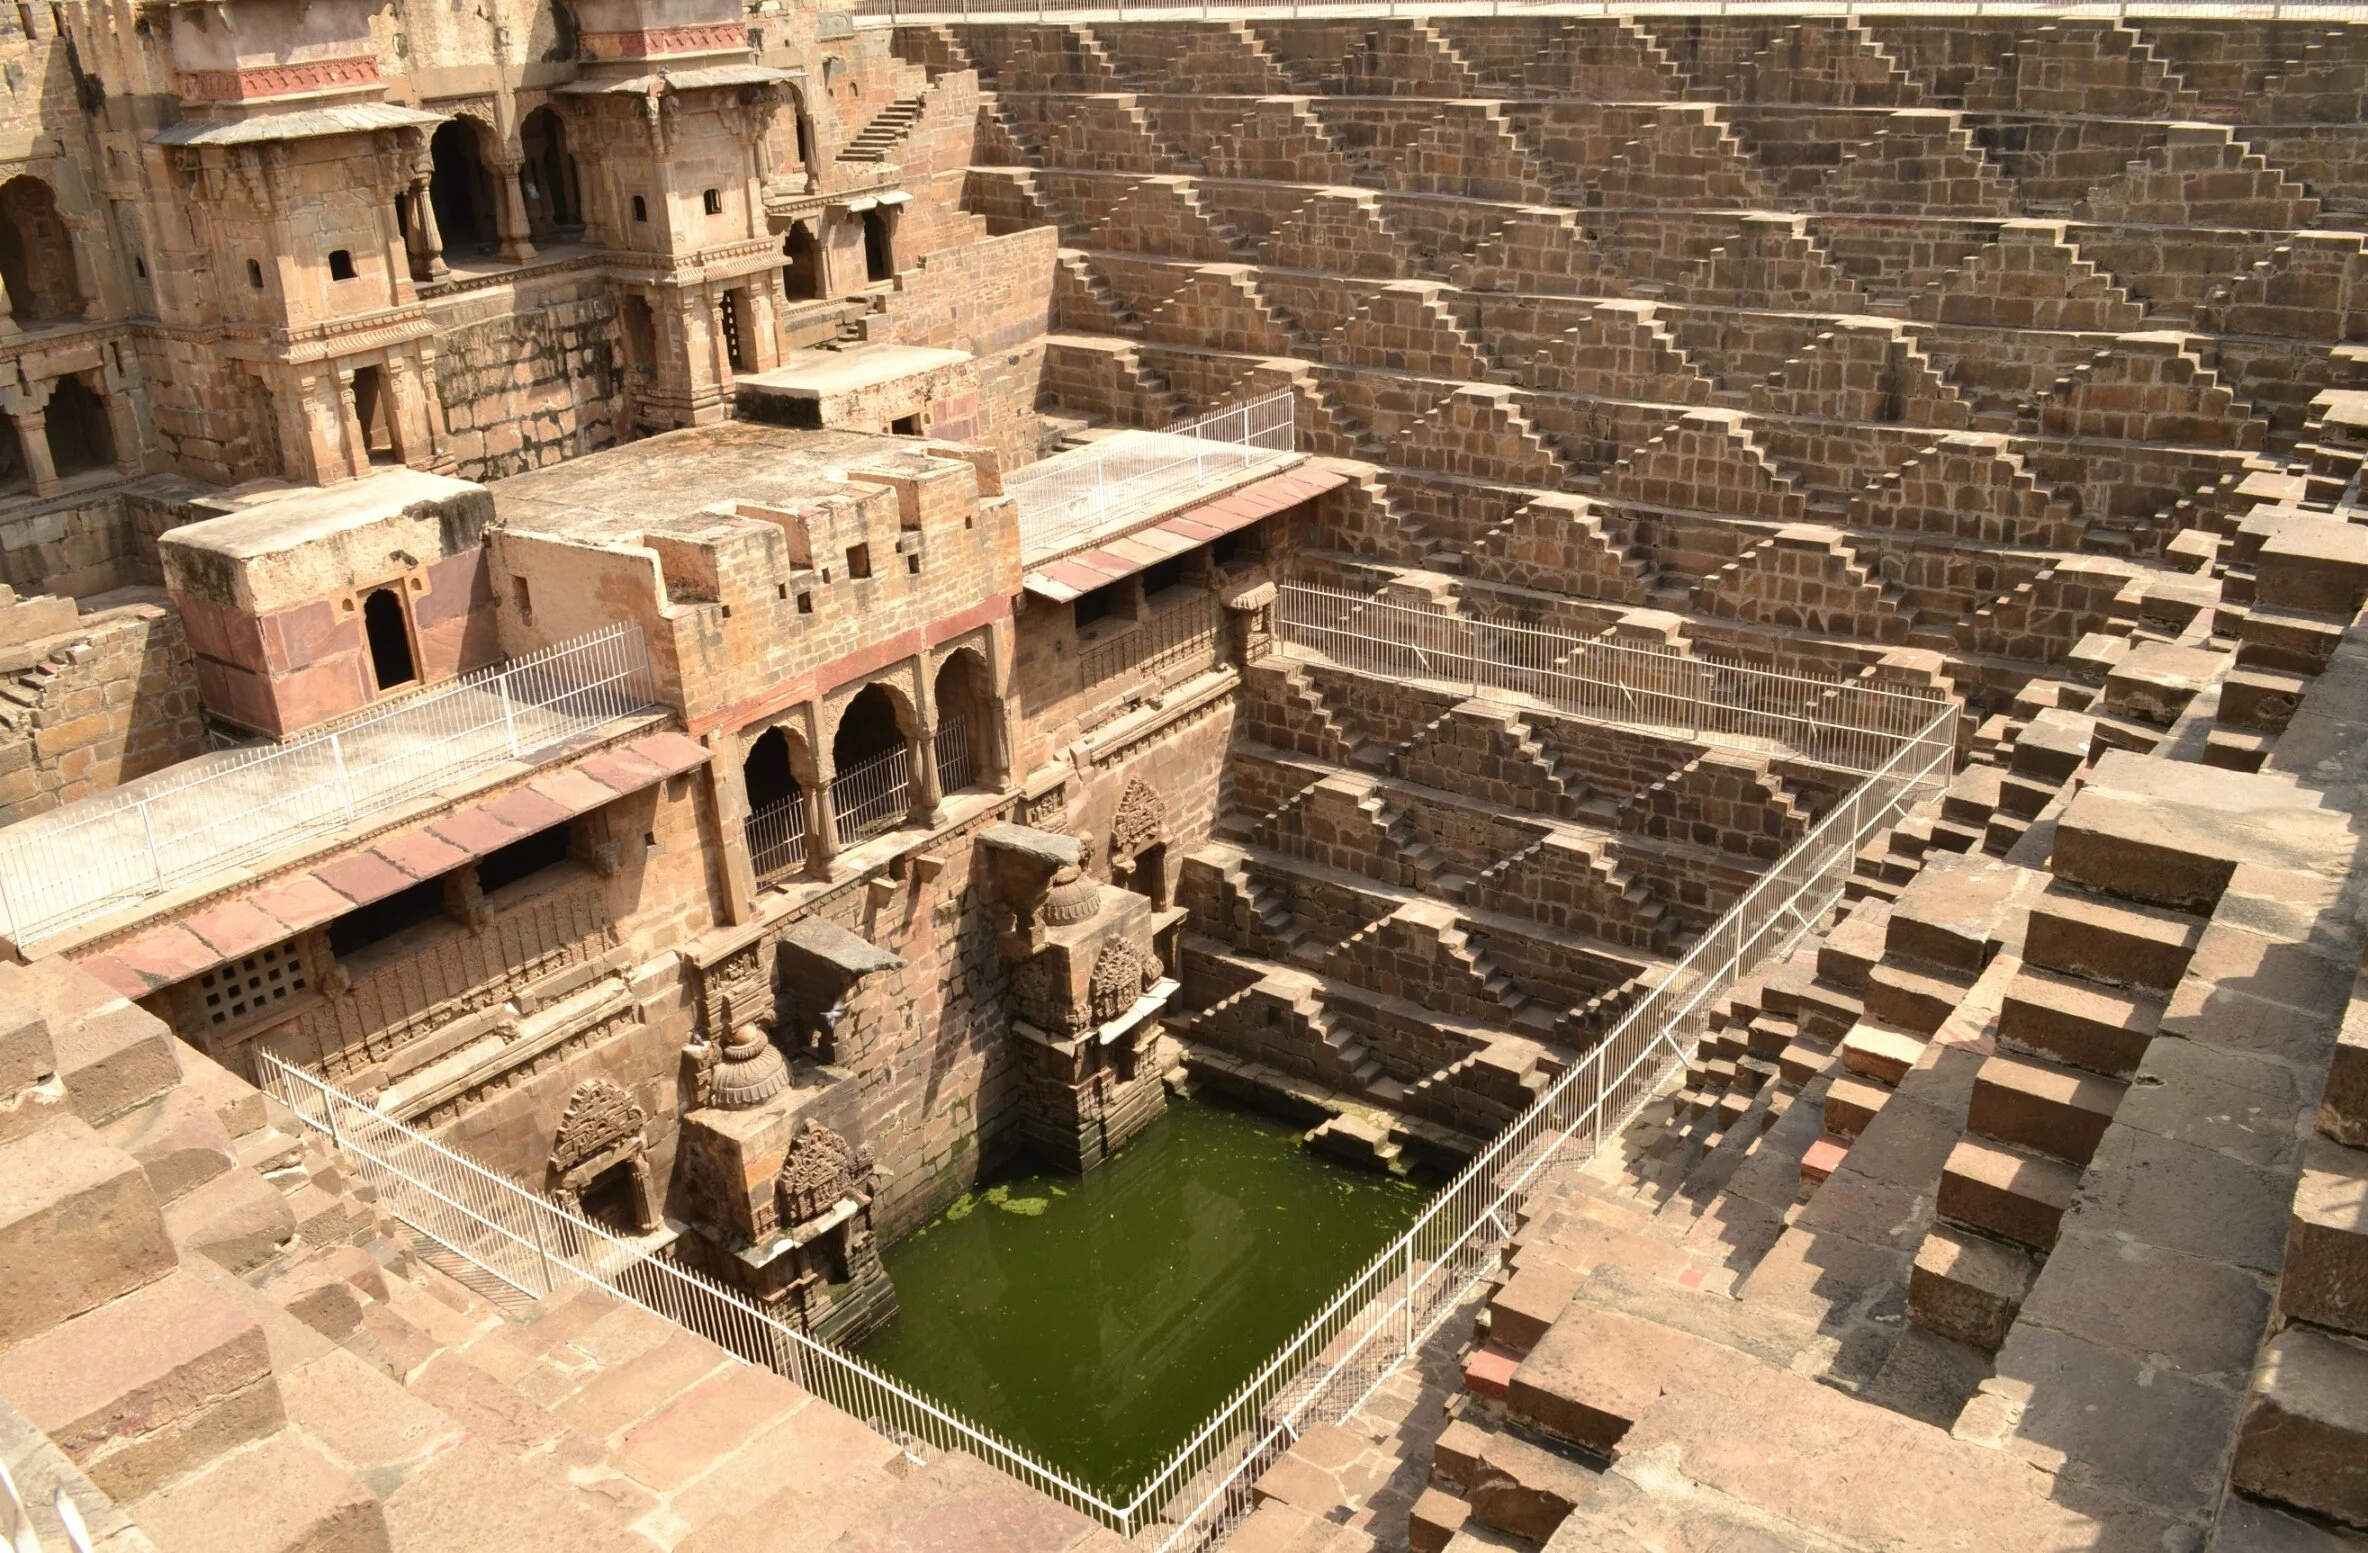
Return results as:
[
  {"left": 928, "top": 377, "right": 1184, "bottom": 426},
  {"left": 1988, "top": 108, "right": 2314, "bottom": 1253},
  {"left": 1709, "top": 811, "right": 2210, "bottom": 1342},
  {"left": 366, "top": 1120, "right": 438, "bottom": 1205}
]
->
[
  {"left": 0, "top": 596, "right": 206, "bottom": 826},
  {"left": 431, "top": 281, "right": 628, "bottom": 483}
]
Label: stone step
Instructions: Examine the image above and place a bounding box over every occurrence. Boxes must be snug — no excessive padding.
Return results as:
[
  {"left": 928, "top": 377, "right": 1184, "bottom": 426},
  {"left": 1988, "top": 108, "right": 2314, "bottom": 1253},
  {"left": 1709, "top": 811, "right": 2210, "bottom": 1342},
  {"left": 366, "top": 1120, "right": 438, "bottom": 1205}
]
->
[
  {"left": 1778, "top": 1035, "right": 1836, "bottom": 1089},
  {"left": 2230, "top": 1325, "right": 2368, "bottom": 1530},
  {"left": 1995, "top": 964, "right": 2161, "bottom": 1079},
  {"left": 1792, "top": 979, "right": 1866, "bottom": 1042},
  {"left": 1506, "top": 1304, "right": 1713, "bottom": 1458},
  {"left": 0, "top": 1268, "right": 281, "bottom": 1501},
  {"left": 96, "top": 1086, "right": 238, "bottom": 1209},
  {"left": 1927, "top": 818, "right": 1984, "bottom": 855},
  {"left": 1488, "top": 1261, "right": 1581, "bottom": 1355},
  {"left": 1863, "top": 959, "right": 1972, "bottom": 1037},
  {"left": 1838, "top": 1022, "right": 1926, "bottom": 1088},
  {"left": 1941, "top": 764, "right": 2004, "bottom": 828},
  {"left": 1430, "top": 1417, "right": 1600, "bottom": 1545},
  {"left": 1938, "top": 1136, "right": 2082, "bottom": 1251},
  {"left": 0, "top": 1118, "right": 176, "bottom": 1349},
  {"left": 2280, "top": 1134, "right": 2368, "bottom": 1341},
  {"left": 1995, "top": 771, "right": 2059, "bottom": 821},
  {"left": 126, "top": 1429, "right": 388, "bottom": 1553},
  {"left": 1823, "top": 1075, "right": 1891, "bottom": 1139},
  {"left": 2327, "top": 999, "right": 2368, "bottom": 1147},
  {"left": 1884, "top": 854, "right": 2026, "bottom": 975},
  {"left": 2022, "top": 881, "right": 2206, "bottom": 993},
  {"left": 1969, "top": 1050, "right": 2128, "bottom": 1165},
  {"left": 1408, "top": 1485, "right": 1472, "bottom": 1553},
  {"left": 1984, "top": 812, "right": 2031, "bottom": 856},
  {"left": 1744, "top": 1016, "right": 1797, "bottom": 1060},
  {"left": 1907, "top": 1222, "right": 2038, "bottom": 1354},
  {"left": 1815, "top": 901, "right": 1892, "bottom": 991}
]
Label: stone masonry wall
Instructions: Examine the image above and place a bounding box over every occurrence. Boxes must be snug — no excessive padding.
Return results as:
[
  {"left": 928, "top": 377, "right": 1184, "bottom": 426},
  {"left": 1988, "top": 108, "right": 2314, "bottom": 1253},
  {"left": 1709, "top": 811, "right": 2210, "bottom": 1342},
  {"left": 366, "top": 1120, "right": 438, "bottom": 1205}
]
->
[
  {"left": 0, "top": 599, "right": 204, "bottom": 826},
  {"left": 431, "top": 284, "right": 628, "bottom": 484}
]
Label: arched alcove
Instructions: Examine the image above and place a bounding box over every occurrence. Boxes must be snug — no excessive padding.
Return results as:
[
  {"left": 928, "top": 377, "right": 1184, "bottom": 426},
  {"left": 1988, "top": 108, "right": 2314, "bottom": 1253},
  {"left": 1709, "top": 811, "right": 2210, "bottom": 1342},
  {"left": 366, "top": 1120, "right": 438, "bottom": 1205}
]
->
[
  {"left": 0, "top": 177, "right": 81, "bottom": 322},
  {"left": 519, "top": 106, "right": 580, "bottom": 237},
  {"left": 428, "top": 121, "right": 497, "bottom": 254},
  {"left": 363, "top": 587, "right": 416, "bottom": 691}
]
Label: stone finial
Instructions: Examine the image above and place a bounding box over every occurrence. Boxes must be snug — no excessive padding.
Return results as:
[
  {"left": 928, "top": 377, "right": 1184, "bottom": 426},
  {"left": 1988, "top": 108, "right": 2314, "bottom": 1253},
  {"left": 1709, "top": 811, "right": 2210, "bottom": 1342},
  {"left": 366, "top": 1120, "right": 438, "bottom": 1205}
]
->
[
  {"left": 708, "top": 1021, "right": 791, "bottom": 1110},
  {"left": 1044, "top": 833, "right": 1102, "bottom": 926}
]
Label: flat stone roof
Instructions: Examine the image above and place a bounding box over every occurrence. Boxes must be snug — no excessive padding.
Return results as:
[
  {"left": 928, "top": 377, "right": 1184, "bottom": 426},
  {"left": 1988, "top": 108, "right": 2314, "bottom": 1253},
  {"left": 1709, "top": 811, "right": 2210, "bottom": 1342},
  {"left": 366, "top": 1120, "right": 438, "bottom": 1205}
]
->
[
  {"left": 1008, "top": 428, "right": 1302, "bottom": 567},
  {"left": 157, "top": 468, "right": 486, "bottom": 561},
  {"left": 738, "top": 345, "right": 973, "bottom": 401},
  {"left": 486, "top": 422, "right": 955, "bottom": 543}
]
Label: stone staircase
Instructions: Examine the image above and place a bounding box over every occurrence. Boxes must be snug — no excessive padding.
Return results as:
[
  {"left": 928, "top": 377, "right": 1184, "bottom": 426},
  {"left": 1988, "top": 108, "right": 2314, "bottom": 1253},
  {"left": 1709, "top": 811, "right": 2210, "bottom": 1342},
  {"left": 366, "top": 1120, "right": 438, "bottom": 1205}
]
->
[
  {"left": 837, "top": 93, "right": 928, "bottom": 163},
  {"left": 0, "top": 960, "right": 1118, "bottom": 1553}
]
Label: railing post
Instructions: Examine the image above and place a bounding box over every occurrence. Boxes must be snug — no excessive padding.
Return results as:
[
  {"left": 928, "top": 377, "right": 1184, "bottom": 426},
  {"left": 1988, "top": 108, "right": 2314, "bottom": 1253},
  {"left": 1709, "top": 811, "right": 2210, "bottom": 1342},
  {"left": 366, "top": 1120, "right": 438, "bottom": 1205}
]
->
[
  {"left": 329, "top": 733, "right": 356, "bottom": 823},
  {"left": 530, "top": 1205, "right": 557, "bottom": 1296},
  {"left": 1401, "top": 1238, "right": 1415, "bottom": 1358},
  {"left": 498, "top": 671, "right": 521, "bottom": 759},
  {"left": 137, "top": 799, "right": 163, "bottom": 886}
]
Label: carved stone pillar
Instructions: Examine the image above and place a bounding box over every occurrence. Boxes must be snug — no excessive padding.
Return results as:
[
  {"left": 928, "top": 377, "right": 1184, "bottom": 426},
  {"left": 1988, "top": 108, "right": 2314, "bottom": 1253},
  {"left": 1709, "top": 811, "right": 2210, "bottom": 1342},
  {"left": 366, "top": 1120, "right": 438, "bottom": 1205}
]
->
[
  {"left": 806, "top": 757, "right": 841, "bottom": 877},
  {"left": 910, "top": 732, "right": 945, "bottom": 826},
  {"left": 489, "top": 159, "right": 537, "bottom": 264},
  {"left": 96, "top": 379, "right": 141, "bottom": 476},
  {"left": 410, "top": 177, "right": 448, "bottom": 280},
  {"left": 332, "top": 369, "right": 370, "bottom": 479},
  {"left": 11, "top": 409, "right": 56, "bottom": 497}
]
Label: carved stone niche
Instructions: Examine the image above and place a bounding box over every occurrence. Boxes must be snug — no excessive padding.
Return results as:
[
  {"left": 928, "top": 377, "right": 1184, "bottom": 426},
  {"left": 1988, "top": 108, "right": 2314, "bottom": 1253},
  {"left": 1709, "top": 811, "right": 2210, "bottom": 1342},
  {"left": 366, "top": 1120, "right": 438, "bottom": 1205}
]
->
[
  {"left": 671, "top": 1064, "right": 898, "bottom": 1343},
  {"left": 774, "top": 917, "right": 903, "bottom": 1065},
  {"left": 547, "top": 1079, "right": 662, "bottom": 1235},
  {"left": 1001, "top": 835, "right": 1177, "bottom": 1173}
]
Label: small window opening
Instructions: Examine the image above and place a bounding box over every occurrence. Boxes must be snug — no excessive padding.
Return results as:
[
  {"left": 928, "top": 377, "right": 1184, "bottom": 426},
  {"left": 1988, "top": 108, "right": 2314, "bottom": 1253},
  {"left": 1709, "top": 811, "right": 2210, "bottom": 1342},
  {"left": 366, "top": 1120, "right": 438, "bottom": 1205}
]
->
[
  {"left": 327, "top": 877, "right": 446, "bottom": 959},
  {"left": 513, "top": 576, "right": 532, "bottom": 622},
  {"left": 134, "top": 257, "right": 146, "bottom": 278},
  {"left": 475, "top": 822, "right": 573, "bottom": 895},
  {"left": 703, "top": 188, "right": 723, "bottom": 215},
  {"left": 363, "top": 586, "right": 416, "bottom": 690},
  {"left": 631, "top": 194, "right": 648, "bottom": 223},
  {"left": 196, "top": 940, "right": 309, "bottom": 1028},
  {"left": 891, "top": 414, "right": 920, "bottom": 435},
  {"left": 905, "top": 553, "right": 921, "bottom": 575},
  {"left": 845, "top": 543, "right": 871, "bottom": 579},
  {"left": 1073, "top": 586, "right": 1113, "bottom": 631},
  {"left": 328, "top": 249, "right": 356, "bottom": 281},
  {"left": 246, "top": 258, "right": 263, "bottom": 289},
  {"left": 796, "top": 591, "right": 813, "bottom": 614},
  {"left": 1143, "top": 556, "right": 1187, "bottom": 599}
]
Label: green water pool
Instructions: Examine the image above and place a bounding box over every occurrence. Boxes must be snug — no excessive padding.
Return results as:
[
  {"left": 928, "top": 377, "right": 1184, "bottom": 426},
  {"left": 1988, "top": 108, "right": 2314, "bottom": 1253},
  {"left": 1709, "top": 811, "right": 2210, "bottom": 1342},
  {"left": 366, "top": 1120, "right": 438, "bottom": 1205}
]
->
[{"left": 858, "top": 1095, "right": 1433, "bottom": 1493}]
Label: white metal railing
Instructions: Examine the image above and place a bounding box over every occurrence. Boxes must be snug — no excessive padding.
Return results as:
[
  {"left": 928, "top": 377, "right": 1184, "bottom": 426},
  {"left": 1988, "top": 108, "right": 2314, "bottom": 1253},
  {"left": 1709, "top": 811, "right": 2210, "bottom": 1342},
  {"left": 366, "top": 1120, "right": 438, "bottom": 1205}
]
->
[
  {"left": 260, "top": 689, "right": 1953, "bottom": 1543},
  {"left": 864, "top": 1, "right": 2349, "bottom": 20},
  {"left": 1134, "top": 694, "right": 1956, "bottom": 1549},
  {"left": 1011, "top": 392, "right": 1298, "bottom": 565},
  {"left": 250, "top": 1049, "right": 1132, "bottom": 1530},
  {"left": 749, "top": 719, "right": 974, "bottom": 883},
  {"left": 1275, "top": 580, "right": 1945, "bottom": 777},
  {"left": 746, "top": 791, "right": 811, "bottom": 885},
  {"left": 831, "top": 739, "right": 919, "bottom": 845},
  {"left": 0, "top": 1460, "right": 92, "bottom": 1553},
  {"left": 0, "top": 624, "right": 659, "bottom": 948},
  {"left": 936, "top": 715, "right": 976, "bottom": 796}
]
